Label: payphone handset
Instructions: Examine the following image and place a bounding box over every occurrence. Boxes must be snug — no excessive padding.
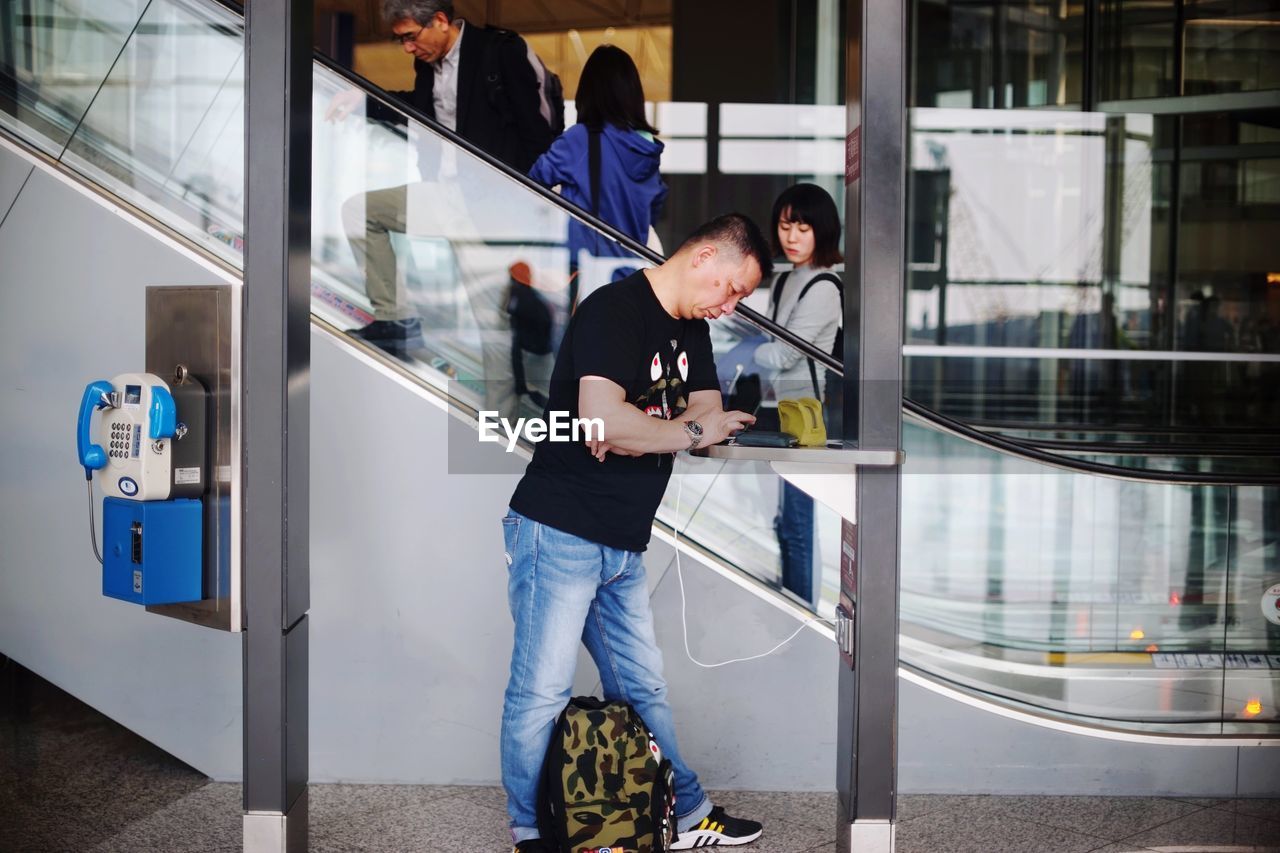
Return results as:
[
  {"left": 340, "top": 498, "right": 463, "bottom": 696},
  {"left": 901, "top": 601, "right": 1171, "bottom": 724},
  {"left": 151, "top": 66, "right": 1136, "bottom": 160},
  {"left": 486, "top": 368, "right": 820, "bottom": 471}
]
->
[{"left": 77, "top": 373, "right": 177, "bottom": 501}]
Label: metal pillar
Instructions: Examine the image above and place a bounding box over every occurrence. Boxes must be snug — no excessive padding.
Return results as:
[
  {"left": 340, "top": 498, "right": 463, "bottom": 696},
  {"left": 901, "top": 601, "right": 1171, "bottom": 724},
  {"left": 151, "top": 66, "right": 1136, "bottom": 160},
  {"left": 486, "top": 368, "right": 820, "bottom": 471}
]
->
[
  {"left": 242, "top": 1, "right": 312, "bottom": 851},
  {"left": 838, "top": 0, "right": 906, "bottom": 848}
]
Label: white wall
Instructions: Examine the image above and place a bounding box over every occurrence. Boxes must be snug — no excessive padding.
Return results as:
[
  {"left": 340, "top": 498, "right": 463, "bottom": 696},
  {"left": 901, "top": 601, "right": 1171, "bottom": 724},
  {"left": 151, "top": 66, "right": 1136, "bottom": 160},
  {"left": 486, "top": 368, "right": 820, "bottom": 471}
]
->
[{"left": 0, "top": 143, "right": 243, "bottom": 780}]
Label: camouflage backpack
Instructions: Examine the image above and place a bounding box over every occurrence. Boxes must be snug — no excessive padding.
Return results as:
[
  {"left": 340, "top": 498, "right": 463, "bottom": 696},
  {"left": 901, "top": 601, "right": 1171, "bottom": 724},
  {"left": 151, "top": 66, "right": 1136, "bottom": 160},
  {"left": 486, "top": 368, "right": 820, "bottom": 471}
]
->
[{"left": 537, "top": 697, "right": 676, "bottom": 853}]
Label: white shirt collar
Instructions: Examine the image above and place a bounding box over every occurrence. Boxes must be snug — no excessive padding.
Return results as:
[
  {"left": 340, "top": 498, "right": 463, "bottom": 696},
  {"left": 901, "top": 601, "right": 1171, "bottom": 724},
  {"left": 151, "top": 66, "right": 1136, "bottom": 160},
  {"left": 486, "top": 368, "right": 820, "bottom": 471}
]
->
[{"left": 435, "top": 19, "right": 464, "bottom": 70}]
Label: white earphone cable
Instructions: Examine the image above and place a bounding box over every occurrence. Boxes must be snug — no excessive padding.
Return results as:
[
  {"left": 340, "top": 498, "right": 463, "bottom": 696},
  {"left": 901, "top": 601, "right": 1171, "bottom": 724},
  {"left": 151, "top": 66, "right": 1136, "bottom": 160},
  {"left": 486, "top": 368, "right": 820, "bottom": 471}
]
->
[{"left": 671, "top": 472, "right": 832, "bottom": 668}]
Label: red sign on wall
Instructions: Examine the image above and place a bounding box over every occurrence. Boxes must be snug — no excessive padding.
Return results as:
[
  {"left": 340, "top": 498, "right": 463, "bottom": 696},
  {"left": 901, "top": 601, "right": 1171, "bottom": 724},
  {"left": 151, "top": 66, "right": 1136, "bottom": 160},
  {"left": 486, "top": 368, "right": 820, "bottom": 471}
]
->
[{"left": 845, "top": 125, "right": 861, "bottom": 185}]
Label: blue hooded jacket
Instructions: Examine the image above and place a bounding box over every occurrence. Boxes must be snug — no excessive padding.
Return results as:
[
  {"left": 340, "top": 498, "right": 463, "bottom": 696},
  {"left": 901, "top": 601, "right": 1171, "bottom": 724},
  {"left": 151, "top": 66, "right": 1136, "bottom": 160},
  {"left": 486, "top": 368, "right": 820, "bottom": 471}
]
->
[{"left": 529, "top": 123, "right": 667, "bottom": 265}]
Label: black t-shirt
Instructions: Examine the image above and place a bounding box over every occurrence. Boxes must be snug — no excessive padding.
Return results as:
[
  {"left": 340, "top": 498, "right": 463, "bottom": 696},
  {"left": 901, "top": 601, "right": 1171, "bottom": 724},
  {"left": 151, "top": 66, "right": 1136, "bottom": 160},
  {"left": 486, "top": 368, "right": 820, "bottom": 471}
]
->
[{"left": 509, "top": 271, "right": 718, "bottom": 551}]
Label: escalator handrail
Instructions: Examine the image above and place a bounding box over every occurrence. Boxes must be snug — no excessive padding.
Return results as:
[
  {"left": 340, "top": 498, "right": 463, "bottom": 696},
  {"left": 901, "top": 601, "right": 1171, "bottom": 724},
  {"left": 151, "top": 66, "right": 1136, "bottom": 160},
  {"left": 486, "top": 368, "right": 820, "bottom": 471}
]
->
[
  {"left": 77, "top": 0, "right": 1280, "bottom": 486},
  {"left": 957, "top": 417, "right": 1280, "bottom": 439},
  {"left": 903, "top": 399, "right": 1280, "bottom": 485},
  {"left": 994, "top": 437, "right": 1280, "bottom": 458}
]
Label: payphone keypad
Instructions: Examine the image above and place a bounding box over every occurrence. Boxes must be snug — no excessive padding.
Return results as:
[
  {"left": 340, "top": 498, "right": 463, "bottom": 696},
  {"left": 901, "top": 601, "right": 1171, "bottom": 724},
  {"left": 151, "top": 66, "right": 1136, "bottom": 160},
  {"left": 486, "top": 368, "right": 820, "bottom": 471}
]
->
[{"left": 109, "top": 420, "right": 135, "bottom": 460}]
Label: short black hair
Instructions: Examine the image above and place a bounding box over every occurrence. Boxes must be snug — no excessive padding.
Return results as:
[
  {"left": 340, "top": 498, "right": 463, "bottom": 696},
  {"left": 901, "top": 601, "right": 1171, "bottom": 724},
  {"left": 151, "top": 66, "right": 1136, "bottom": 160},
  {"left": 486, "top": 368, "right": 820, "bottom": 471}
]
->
[
  {"left": 677, "top": 214, "right": 774, "bottom": 281},
  {"left": 575, "top": 45, "right": 658, "bottom": 135},
  {"left": 381, "top": 0, "right": 453, "bottom": 26},
  {"left": 770, "top": 183, "right": 843, "bottom": 268}
]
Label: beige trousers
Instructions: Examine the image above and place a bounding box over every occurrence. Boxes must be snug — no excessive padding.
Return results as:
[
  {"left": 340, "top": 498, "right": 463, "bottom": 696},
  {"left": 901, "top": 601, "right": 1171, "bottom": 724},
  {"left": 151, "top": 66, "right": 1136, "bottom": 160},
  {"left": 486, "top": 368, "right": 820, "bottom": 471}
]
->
[{"left": 342, "top": 181, "right": 517, "bottom": 418}]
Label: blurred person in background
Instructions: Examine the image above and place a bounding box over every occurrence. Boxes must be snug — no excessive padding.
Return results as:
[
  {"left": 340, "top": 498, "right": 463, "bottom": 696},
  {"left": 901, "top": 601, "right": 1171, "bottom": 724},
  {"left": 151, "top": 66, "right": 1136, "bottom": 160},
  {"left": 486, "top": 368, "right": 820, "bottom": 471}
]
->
[
  {"left": 529, "top": 45, "right": 666, "bottom": 310},
  {"left": 754, "top": 183, "right": 843, "bottom": 605}
]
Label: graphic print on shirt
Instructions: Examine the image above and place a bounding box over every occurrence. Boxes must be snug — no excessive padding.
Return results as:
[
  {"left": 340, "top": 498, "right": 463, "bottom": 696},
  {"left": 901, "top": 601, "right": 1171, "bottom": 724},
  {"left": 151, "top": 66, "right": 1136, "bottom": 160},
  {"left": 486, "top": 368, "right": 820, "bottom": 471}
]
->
[{"left": 634, "top": 339, "right": 690, "bottom": 420}]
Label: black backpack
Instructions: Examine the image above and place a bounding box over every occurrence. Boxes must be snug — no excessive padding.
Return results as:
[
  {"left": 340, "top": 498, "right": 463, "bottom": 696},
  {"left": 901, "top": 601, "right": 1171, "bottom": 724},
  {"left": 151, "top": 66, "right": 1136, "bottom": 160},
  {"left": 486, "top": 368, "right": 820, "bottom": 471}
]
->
[
  {"left": 541, "top": 62, "right": 567, "bottom": 136},
  {"left": 770, "top": 271, "right": 844, "bottom": 438},
  {"left": 481, "top": 27, "right": 565, "bottom": 136},
  {"left": 537, "top": 697, "right": 676, "bottom": 853}
]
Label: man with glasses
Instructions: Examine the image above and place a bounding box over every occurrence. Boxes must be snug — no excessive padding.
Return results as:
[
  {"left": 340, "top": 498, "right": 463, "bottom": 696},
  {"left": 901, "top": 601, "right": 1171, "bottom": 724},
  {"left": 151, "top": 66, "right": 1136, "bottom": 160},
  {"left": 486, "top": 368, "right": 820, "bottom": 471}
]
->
[
  {"left": 328, "top": 0, "right": 554, "bottom": 370},
  {"left": 372, "top": 0, "right": 554, "bottom": 171}
]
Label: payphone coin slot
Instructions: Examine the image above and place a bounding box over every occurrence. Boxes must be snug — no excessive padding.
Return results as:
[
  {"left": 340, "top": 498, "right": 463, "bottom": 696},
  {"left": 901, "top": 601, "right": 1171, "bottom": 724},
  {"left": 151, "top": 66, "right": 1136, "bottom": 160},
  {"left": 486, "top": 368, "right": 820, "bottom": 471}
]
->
[{"left": 130, "top": 521, "right": 143, "bottom": 565}]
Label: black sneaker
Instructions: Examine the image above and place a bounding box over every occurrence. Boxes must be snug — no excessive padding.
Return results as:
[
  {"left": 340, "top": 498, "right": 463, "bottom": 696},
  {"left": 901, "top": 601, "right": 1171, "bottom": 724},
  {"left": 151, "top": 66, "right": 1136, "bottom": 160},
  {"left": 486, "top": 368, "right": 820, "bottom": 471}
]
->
[
  {"left": 348, "top": 318, "right": 424, "bottom": 357},
  {"left": 512, "top": 839, "right": 555, "bottom": 853},
  {"left": 671, "top": 806, "right": 763, "bottom": 848},
  {"left": 349, "top": 317, "right": 423, "bottom": 341}
]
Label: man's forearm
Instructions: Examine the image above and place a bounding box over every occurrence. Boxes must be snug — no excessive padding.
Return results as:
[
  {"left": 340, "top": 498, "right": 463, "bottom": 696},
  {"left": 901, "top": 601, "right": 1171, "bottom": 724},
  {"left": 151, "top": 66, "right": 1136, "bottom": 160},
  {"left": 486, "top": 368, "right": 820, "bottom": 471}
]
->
[
  {"left": 681, "top": 397, "right": 726, "bottom": 423},
  {"left": 587, "top": 401, "right": 695, "bottom": 454}
]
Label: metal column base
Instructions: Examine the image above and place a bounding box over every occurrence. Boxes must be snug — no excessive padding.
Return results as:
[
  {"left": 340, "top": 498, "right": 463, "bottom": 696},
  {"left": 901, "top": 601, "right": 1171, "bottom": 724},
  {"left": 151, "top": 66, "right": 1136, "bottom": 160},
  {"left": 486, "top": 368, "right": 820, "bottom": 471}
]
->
[
  {"left": 846, "top": 819, "right": 895, "bottom": 852},
  {"left": 244, "top": 788, "right": 308, "bottom": 853}
]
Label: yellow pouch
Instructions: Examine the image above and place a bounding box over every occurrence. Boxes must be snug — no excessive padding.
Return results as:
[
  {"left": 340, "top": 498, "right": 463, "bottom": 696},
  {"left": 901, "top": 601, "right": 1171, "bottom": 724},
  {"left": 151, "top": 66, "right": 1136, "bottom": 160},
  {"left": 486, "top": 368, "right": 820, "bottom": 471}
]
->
[{"left": 778, "top": 397, "right": 826, "bottom": 446}]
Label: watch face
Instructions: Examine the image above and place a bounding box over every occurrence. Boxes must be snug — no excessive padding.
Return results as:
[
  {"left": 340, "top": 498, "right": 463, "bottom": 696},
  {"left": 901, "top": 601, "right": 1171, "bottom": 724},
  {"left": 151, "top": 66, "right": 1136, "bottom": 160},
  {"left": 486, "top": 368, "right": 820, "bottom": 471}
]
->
[{"left": 687, "top": 421, "right": 703, "bottom": 435}]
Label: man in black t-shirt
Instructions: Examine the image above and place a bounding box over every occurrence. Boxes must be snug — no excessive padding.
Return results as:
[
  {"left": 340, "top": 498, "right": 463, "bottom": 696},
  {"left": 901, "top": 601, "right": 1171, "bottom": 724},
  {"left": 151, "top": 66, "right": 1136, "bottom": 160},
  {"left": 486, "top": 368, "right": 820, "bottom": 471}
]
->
[{"left": 501, "top": 215, "right": 775, "bottom": 852}]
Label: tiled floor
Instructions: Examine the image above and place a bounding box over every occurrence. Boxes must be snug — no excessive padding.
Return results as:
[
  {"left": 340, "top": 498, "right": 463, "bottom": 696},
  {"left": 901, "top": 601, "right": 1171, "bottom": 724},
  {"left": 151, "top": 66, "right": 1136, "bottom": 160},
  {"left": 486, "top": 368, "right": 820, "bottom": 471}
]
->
[{"left": 3, "top": 660, "right": 1278, "bottom": 852}]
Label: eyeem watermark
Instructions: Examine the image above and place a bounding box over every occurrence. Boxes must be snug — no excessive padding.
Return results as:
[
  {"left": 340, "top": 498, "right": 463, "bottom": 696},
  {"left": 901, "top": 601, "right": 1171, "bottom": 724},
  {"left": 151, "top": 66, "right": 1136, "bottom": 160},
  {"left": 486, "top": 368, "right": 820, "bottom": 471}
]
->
[{"left": 478, "top": 411, "right": 604, "bottom": 452}]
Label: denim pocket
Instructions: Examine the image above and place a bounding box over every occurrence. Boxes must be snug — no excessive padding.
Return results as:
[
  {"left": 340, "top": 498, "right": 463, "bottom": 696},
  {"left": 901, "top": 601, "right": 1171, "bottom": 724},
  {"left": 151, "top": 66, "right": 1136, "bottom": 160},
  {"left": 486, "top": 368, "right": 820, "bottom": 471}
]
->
[{"left": 501, "top": 514, "right": 521, "bottom": 568}]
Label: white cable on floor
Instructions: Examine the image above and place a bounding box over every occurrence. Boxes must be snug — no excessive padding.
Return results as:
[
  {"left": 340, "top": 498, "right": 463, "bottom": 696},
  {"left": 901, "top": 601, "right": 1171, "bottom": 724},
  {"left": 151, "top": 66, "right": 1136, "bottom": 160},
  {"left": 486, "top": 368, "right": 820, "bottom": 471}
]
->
[{"left": 672, "top": 474, "right": 832, "bottom": 668}]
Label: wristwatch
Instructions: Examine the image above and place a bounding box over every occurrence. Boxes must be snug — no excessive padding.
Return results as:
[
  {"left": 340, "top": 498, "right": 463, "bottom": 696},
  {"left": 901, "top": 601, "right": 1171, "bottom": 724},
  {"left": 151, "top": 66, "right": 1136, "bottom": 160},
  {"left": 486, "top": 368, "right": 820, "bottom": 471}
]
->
[{"left": 682, "top": 420, "right": 704, "bottom": 450}]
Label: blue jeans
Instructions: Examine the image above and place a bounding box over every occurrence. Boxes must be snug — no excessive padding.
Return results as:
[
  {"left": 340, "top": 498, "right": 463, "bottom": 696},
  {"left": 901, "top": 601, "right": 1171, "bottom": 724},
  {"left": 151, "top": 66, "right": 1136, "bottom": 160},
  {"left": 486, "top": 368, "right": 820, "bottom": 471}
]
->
[
  {"left": 500, "top": 510, "right": 712, "bottom": 843},
  {"left": 775, "top": 481, "right": 815, "bottom": 604}
]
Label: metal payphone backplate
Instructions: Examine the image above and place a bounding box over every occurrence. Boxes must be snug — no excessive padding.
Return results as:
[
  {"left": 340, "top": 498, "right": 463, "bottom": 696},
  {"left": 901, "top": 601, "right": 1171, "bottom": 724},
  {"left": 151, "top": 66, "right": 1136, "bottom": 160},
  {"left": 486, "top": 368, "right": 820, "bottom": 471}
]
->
[{"left": 145, "top": 285, "right": 239, "bottom": 631}]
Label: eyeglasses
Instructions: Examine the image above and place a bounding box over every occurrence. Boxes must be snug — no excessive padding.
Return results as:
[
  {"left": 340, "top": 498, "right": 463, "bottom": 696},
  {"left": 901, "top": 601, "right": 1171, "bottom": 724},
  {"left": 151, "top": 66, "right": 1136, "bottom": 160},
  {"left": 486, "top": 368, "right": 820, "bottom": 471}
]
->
[{"left": 391, "top": 27, "right": 423, "bottom": 45}]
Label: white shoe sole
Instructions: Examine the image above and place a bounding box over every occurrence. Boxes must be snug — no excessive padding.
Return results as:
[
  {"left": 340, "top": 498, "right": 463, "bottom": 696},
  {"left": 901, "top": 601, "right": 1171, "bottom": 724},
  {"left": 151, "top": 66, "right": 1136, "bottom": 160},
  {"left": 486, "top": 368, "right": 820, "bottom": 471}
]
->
[{"left": 669, "top": 826, "right": 762, "bottom": 849}]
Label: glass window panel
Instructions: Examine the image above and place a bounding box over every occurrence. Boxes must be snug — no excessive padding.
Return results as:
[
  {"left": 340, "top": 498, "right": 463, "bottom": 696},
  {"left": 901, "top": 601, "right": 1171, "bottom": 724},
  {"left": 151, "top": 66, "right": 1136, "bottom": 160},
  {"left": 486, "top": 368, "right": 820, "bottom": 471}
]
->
[
  {"left": 905, "top": 101, "right": 1280, "bottom": 437},
  {"left": 914, "top": 0, "right": 1084, "bottom": 110},
  {"left": 1172, "top": 111, "right": 1280, "bottom": 425},
  {"left": 1099, "top": 0, "right": 1280, "bottom": 102},
  {"left": 1184, "top": 0, "right": 1280, "bottom": 96},
  {"left": 1097, "top": 0, "right": 1178, "bottom": 102}
]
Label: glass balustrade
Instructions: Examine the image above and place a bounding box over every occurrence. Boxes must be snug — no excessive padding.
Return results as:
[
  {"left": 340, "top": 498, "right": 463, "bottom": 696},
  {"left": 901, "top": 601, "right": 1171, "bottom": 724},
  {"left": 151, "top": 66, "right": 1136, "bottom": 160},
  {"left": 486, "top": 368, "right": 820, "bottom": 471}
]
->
[
  {"left": 2, "top": 0, "right": 1275, "bottom": 734},
  {"left": 894, "top": 421, "right": 1277, "bottom": 731}
]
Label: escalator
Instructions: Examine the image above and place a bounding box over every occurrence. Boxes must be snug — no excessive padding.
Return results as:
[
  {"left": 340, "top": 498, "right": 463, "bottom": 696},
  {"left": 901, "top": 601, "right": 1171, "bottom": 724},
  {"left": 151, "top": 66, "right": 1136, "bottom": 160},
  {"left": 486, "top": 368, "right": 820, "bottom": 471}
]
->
[{"left": 2, "top": 0, "right": 1277, "bottom": 749}]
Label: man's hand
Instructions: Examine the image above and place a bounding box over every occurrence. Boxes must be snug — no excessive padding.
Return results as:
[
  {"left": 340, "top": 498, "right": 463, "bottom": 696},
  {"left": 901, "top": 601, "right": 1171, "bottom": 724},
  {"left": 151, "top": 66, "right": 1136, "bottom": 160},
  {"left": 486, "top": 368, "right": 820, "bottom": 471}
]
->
[
  {"left": 585, "top": 438, "right": 643, "bottom": 462},
  {"left": 696, "top": 409, "right": 756, "bottom": 446},
  {"left": 324, "top": 88, "right": 364, "bottom": 122}
]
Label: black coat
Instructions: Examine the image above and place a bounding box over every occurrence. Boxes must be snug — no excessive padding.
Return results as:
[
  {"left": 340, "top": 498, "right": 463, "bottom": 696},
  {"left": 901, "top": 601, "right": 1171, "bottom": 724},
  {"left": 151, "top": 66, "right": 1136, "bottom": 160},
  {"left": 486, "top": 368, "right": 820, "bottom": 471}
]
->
[{"left": 388, "top": 23, "right": 553, "bottom": 174}]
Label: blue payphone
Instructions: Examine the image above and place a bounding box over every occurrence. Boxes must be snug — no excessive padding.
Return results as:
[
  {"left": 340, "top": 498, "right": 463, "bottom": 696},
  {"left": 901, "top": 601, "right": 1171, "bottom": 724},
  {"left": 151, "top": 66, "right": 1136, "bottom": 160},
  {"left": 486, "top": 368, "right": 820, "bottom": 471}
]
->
[{"left": 77, "top": 369, "right": 208, "bottom": 605}]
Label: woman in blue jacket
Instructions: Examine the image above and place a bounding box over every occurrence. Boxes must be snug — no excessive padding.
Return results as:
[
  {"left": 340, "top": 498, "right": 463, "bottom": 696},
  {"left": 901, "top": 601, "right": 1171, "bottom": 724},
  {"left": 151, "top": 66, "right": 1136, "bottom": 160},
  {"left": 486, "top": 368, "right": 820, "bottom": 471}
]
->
[{"left": 529, "top": 45, "right": 666, "bottom": 308}]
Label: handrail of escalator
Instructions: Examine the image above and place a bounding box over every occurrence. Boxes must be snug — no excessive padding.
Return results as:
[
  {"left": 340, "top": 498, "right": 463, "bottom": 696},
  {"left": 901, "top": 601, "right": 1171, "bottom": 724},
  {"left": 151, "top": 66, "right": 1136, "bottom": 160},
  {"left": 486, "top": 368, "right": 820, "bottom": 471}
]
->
[
  {"left": 959, "top": 417, "right": 1280, "bottom": 438},
  {"left": 998, "top": 437, "right": 1280, "bottom": 458},
  {"left": 903, "top": 399, "right": 1280, "bottom": 485},
  {"left": 179, "top": 1, "right": 1280, "bottom": 487}
]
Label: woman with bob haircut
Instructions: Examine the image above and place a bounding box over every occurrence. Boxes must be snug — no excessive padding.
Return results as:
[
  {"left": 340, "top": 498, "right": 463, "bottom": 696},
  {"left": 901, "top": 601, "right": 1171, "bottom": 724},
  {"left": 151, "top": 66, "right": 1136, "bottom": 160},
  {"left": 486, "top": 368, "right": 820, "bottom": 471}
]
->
[
  {"left": 529, "top": 44, "right": 666, "bottom": 306},
  {"left": 754, "top": 182, "right": 843, "bottom": 605}
]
